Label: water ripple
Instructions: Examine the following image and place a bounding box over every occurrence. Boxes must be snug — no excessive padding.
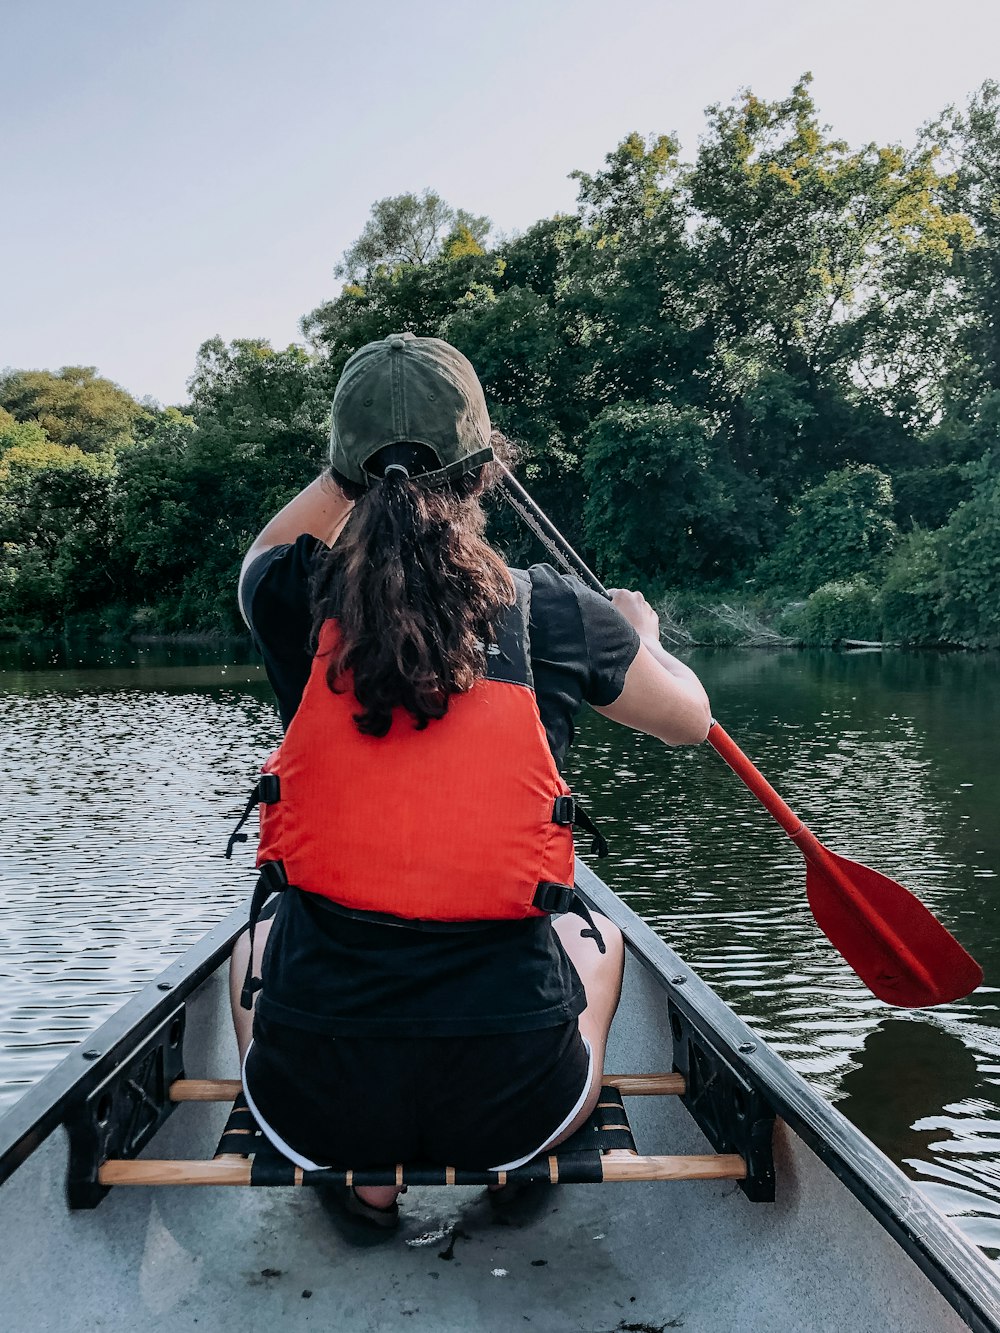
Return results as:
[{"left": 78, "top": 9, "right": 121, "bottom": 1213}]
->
[{"left": 0, "top": 667, "right": 280, "bottom": 1105}]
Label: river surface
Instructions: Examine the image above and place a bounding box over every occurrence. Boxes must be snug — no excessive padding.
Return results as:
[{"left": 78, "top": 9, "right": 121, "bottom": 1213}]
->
[{"left": 1, "top": 640, "right": 998, "bottom": 1257}]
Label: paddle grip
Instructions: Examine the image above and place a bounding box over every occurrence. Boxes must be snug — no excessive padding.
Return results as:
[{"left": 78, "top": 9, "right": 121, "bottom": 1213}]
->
[{"left": 706, "top": 722, "right": 809, "bottom": 841}]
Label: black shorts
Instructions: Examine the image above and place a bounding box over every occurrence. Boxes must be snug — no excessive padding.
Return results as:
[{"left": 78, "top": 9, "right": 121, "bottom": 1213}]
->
[{"left": 243, "top": 1013, "right": 592, "bottom": 1171}]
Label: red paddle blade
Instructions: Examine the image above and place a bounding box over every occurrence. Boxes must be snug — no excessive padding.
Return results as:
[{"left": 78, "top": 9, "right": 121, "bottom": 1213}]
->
[{"left": 805, "top": 850, "right": 983, "bottom": 1007}]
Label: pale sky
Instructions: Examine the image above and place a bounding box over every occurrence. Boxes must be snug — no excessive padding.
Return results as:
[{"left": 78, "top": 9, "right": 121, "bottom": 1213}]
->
[{"left": 2, "top": 0, "right": 997, "bottom": 406}]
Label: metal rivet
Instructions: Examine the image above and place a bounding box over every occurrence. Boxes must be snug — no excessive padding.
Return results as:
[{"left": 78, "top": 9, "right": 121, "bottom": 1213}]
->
[
  {"left": 738, "top": 1042, "right": 757, "bottom": 1054},
  {"left": 82, "top": 1050, "right": 100, "bottom": 1061},
  {"left": 157, "top": 982, "right": 172, "bottom": 991},
  {"left": 671, "top": 976, "right": 686, "bottom": 985}
]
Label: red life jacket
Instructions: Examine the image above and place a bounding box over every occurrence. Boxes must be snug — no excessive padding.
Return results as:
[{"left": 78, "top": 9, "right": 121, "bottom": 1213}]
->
[{"left": 253, "top": 573, "right": 581, "bottom": 923}]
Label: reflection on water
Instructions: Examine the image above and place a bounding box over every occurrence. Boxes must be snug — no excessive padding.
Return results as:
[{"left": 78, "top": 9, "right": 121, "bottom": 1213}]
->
[
  {"left": 0, "top": 647, "right": 280, "bottom": 1105},
  {"left": 563, "top": 648, "right": 1000, "bottom": 1258},
  {"left": 1, "top": 643, "right": 999, "bottom": 1257}
]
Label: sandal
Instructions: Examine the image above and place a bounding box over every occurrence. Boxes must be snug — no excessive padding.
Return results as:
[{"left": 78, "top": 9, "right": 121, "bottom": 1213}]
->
[
  {"left": 317, "top": 1185, "right": 401, "bottom": 1242},
  {"left": 342, "top": 1186, "right": 400, "bottom": 1229}
]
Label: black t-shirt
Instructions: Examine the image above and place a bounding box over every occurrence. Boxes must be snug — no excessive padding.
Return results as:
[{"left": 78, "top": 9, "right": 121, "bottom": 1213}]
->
[{"left": 241, "top": 537, "right": 639, "bottom": 1037}]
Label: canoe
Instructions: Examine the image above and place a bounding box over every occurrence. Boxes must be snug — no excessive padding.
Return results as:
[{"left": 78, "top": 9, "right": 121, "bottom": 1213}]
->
[{"left": 1, "top": 863, "right": 998, "bottom": 1333}]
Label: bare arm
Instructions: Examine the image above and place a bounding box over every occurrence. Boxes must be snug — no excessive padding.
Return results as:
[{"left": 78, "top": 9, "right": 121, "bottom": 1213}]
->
[
  {"left": 237, "top": 474, "right": 354, "bottom": 628},
  {"left": 592, "top": 589, "right": 711, "bottom": 745}
]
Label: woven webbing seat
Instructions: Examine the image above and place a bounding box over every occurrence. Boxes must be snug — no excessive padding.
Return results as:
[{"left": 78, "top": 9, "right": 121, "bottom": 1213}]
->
[{"left": 98, "top": 1074, "right": 746, "bottom": 1188}]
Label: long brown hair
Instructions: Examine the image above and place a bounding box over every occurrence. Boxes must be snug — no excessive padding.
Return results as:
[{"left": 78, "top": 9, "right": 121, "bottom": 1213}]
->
[{"left": 310, "top": 441, "right": 514, "bottom": 737}]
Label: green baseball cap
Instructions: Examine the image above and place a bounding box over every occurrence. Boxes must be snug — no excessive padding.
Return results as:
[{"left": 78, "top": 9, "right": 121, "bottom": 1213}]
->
[{"left": 329, "top": 332, "right": 494, "bottom": 485}]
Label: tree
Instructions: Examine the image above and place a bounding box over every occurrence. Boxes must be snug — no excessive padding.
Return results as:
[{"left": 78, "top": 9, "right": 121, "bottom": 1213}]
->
[
  {"left": 935, "top": 452, "right": 1000, "bottom": 646},
  {"left": 0, "top": 437, "right": 115, "bottom": 629},
  {"left": 582, "top": 401, "right": 765, "bottom": 584},
  {"left": 686, "top": 75, "right": 973, "bottom": 483},
  {"left": 335, "top": 190, "right": 490, "bottom": 283},
  {"left": 760, "top": 464, "right": 897, "bottom": 594},
  {"left": 571, "top": 132, "right": 680, "bottom": 236},
  {"left": 0, "top": 408, "right": 48, "bottom": 455},
  {"left": 0, "top": 366, "right": 151, "bottom": 454}
]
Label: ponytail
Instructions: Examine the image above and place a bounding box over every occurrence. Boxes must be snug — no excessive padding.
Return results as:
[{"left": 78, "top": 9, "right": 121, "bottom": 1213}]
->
[{"left": 310, "top": 444, "right": 514, "bottom": 737}]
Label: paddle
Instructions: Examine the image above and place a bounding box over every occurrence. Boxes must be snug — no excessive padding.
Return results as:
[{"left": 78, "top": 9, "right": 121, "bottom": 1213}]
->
[{"left": 499, "top": 465, "right": 983, "bottom": 1008}]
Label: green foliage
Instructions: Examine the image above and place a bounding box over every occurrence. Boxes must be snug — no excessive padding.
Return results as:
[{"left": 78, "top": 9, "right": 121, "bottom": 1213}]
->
[
  {"left": 6, "top": 78, "right": 1000, "bottom": 645},
  {"left": 879, "top": 528, "right": 946, "bottom": 644},
  {"left": 761, "top": 465, "right": 897, "bottom": 594},
  {"left": 877, "top": 452, "right": 1000, "bottom": 647},
  {"left": 335, "top": 190, "right": 491, "bottom": 283},
  {"left": 0, "top": 436, "right": 115, "bottom": 631},
  {"left": 782, "top": 579, "right": 882, "bottom": 645},
  {"left": 571, "top": 132, "right": 681, "bottom": 235},
  {"left": 0, "top": 367, "right": 151, "bottom": 454},
  {"left": 0, "top": 408, "right": 48, "bottom": 455},
  {"left": 112, "top": 341, "right": 329, "bottom": 631},
  {"left": 927, "top": 81, "right": 1000, "bottom": 400},
  {"left": 935, "top": 457, "right": 1000, "bottom": 647},
  {"left": 892, "top": 464, "right": 971, "bottom": 530},
  {"left": 581, "top": 401, "right": 764, "bottom": 584}
]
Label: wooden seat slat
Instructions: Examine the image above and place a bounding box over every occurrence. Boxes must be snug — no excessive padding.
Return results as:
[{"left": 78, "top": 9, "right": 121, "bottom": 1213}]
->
[
  {"left": 168, "top": 1071, "right": 686, "bottom": 1103},
  {"left": 99, "top": 1074, "right": 744, "bottom": 1190}
]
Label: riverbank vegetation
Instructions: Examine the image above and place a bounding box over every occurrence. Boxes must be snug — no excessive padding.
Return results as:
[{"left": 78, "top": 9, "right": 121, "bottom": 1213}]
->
[{"left": 3, "top": 77, "right": 1000, "bottom": 647}]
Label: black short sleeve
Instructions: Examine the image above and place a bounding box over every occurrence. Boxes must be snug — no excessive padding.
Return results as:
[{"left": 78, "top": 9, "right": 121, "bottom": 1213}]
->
[
  {"left": 241, "top": 534, "right": 325, "bottom": 729},
  {"left": 527, "top": 564, "right": 640, "bottom": 767}
]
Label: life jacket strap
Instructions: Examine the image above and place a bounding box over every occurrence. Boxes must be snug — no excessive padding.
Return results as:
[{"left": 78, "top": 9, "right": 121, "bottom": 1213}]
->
[
  {"left": 240, "top": 860, "right": 288, "bottom": 1010},
  {"left": 551, "top": 796, "right": 609, "bottom": 859},
  {"left": 570, "top": 895, "right": 607, "bottom": 955},
  {"left": 533, "top": 881, "right": 576, "bottom": 914},
  {"left": 532, "top": 882, "right": 607, "bottom": 954},
  {"left": 225, "top": 774, "right": 281, "bottom": 860}
]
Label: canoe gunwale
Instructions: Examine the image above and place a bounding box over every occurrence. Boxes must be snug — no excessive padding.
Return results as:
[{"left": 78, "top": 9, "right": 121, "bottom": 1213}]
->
[
  {"left": 0, "top": 902, "right": 248, "bottom": 1193},
  {"left": 575, "top": 863, "right": 1000, "bottom": 1333}
]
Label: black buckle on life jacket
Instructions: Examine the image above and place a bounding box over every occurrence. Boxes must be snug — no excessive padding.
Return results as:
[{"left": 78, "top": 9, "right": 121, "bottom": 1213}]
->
[
  {"left": 240, "top": 860, "right": 288, "bottom": 1010},
  {"left": 225, "top": 774, "right": 281, "bottom": 860},
  {"left": 532, "top": 882, "right": 607, "bottom": 955},
  {"left": 534, "top": 881, "right": 577, "bottom": 914},
  {"left": 551, "top": 795, "right": 609, "bottom": 859},
  {"left": 552, "top": 795, "right": 575, "bottom": 826}
]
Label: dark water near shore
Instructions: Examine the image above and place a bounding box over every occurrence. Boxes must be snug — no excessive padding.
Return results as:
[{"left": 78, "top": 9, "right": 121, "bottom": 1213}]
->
[{"left": 1, "top": 641, "right": 998, "bottom": 1256}]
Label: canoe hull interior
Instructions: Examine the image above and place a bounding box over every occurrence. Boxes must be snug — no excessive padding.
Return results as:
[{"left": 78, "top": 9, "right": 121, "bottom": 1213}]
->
[{"left": 1, "top": 880, "right": 992, "bottom": 1333}]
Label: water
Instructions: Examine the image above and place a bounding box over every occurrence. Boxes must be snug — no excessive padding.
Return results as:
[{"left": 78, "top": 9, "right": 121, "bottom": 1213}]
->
[
  {"left": 0, "top": 642, "right": 281, "bottom": 1105},
  {"left": 1, "top": 641, "right": 998, "bottom": 1255}
]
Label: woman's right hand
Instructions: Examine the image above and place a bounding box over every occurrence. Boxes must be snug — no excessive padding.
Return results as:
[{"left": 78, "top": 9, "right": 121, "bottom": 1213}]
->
[{"left": 608, "top": 588, "right": 660, "bottom": 644}]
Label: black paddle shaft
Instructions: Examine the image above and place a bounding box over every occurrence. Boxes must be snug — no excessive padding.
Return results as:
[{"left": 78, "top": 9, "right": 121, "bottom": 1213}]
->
[{"left": 499, "top": 466, "right": 609, "bottom": 598}]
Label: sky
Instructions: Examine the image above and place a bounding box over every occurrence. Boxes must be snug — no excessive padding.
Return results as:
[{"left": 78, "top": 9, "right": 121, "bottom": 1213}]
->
[{"left": 2, "top": 0, "right": 998, "bottom": 407}]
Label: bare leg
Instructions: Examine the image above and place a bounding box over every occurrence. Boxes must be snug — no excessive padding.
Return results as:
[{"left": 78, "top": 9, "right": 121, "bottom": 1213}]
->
[
  {"left": 547, "top": 911, "right": 625, "bottom": 1146},
  {"left": 487, "top": 909, "right": 624, "bottom": 1199},
  {"left": 229, "top": 918, "right": 274, "bottom": 1064},
  {"left": 229, "top": 918, "right": 400, "bottom": 1211}
]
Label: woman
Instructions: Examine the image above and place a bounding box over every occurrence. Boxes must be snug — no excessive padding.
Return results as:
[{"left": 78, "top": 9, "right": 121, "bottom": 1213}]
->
[{"left": 230, "top": 332, "right": 710, "bottom": 1225}]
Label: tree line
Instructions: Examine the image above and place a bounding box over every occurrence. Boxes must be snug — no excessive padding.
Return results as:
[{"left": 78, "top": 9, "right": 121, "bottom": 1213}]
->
[{"left": 3, "top": 76, "right": 999, "bottom": 647}]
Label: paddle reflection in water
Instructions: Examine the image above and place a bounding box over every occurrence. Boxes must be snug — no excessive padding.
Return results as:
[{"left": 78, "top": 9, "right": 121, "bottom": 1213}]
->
[{"left": 838, "top": 1017, "right": 1000, "bottom": 1256}]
